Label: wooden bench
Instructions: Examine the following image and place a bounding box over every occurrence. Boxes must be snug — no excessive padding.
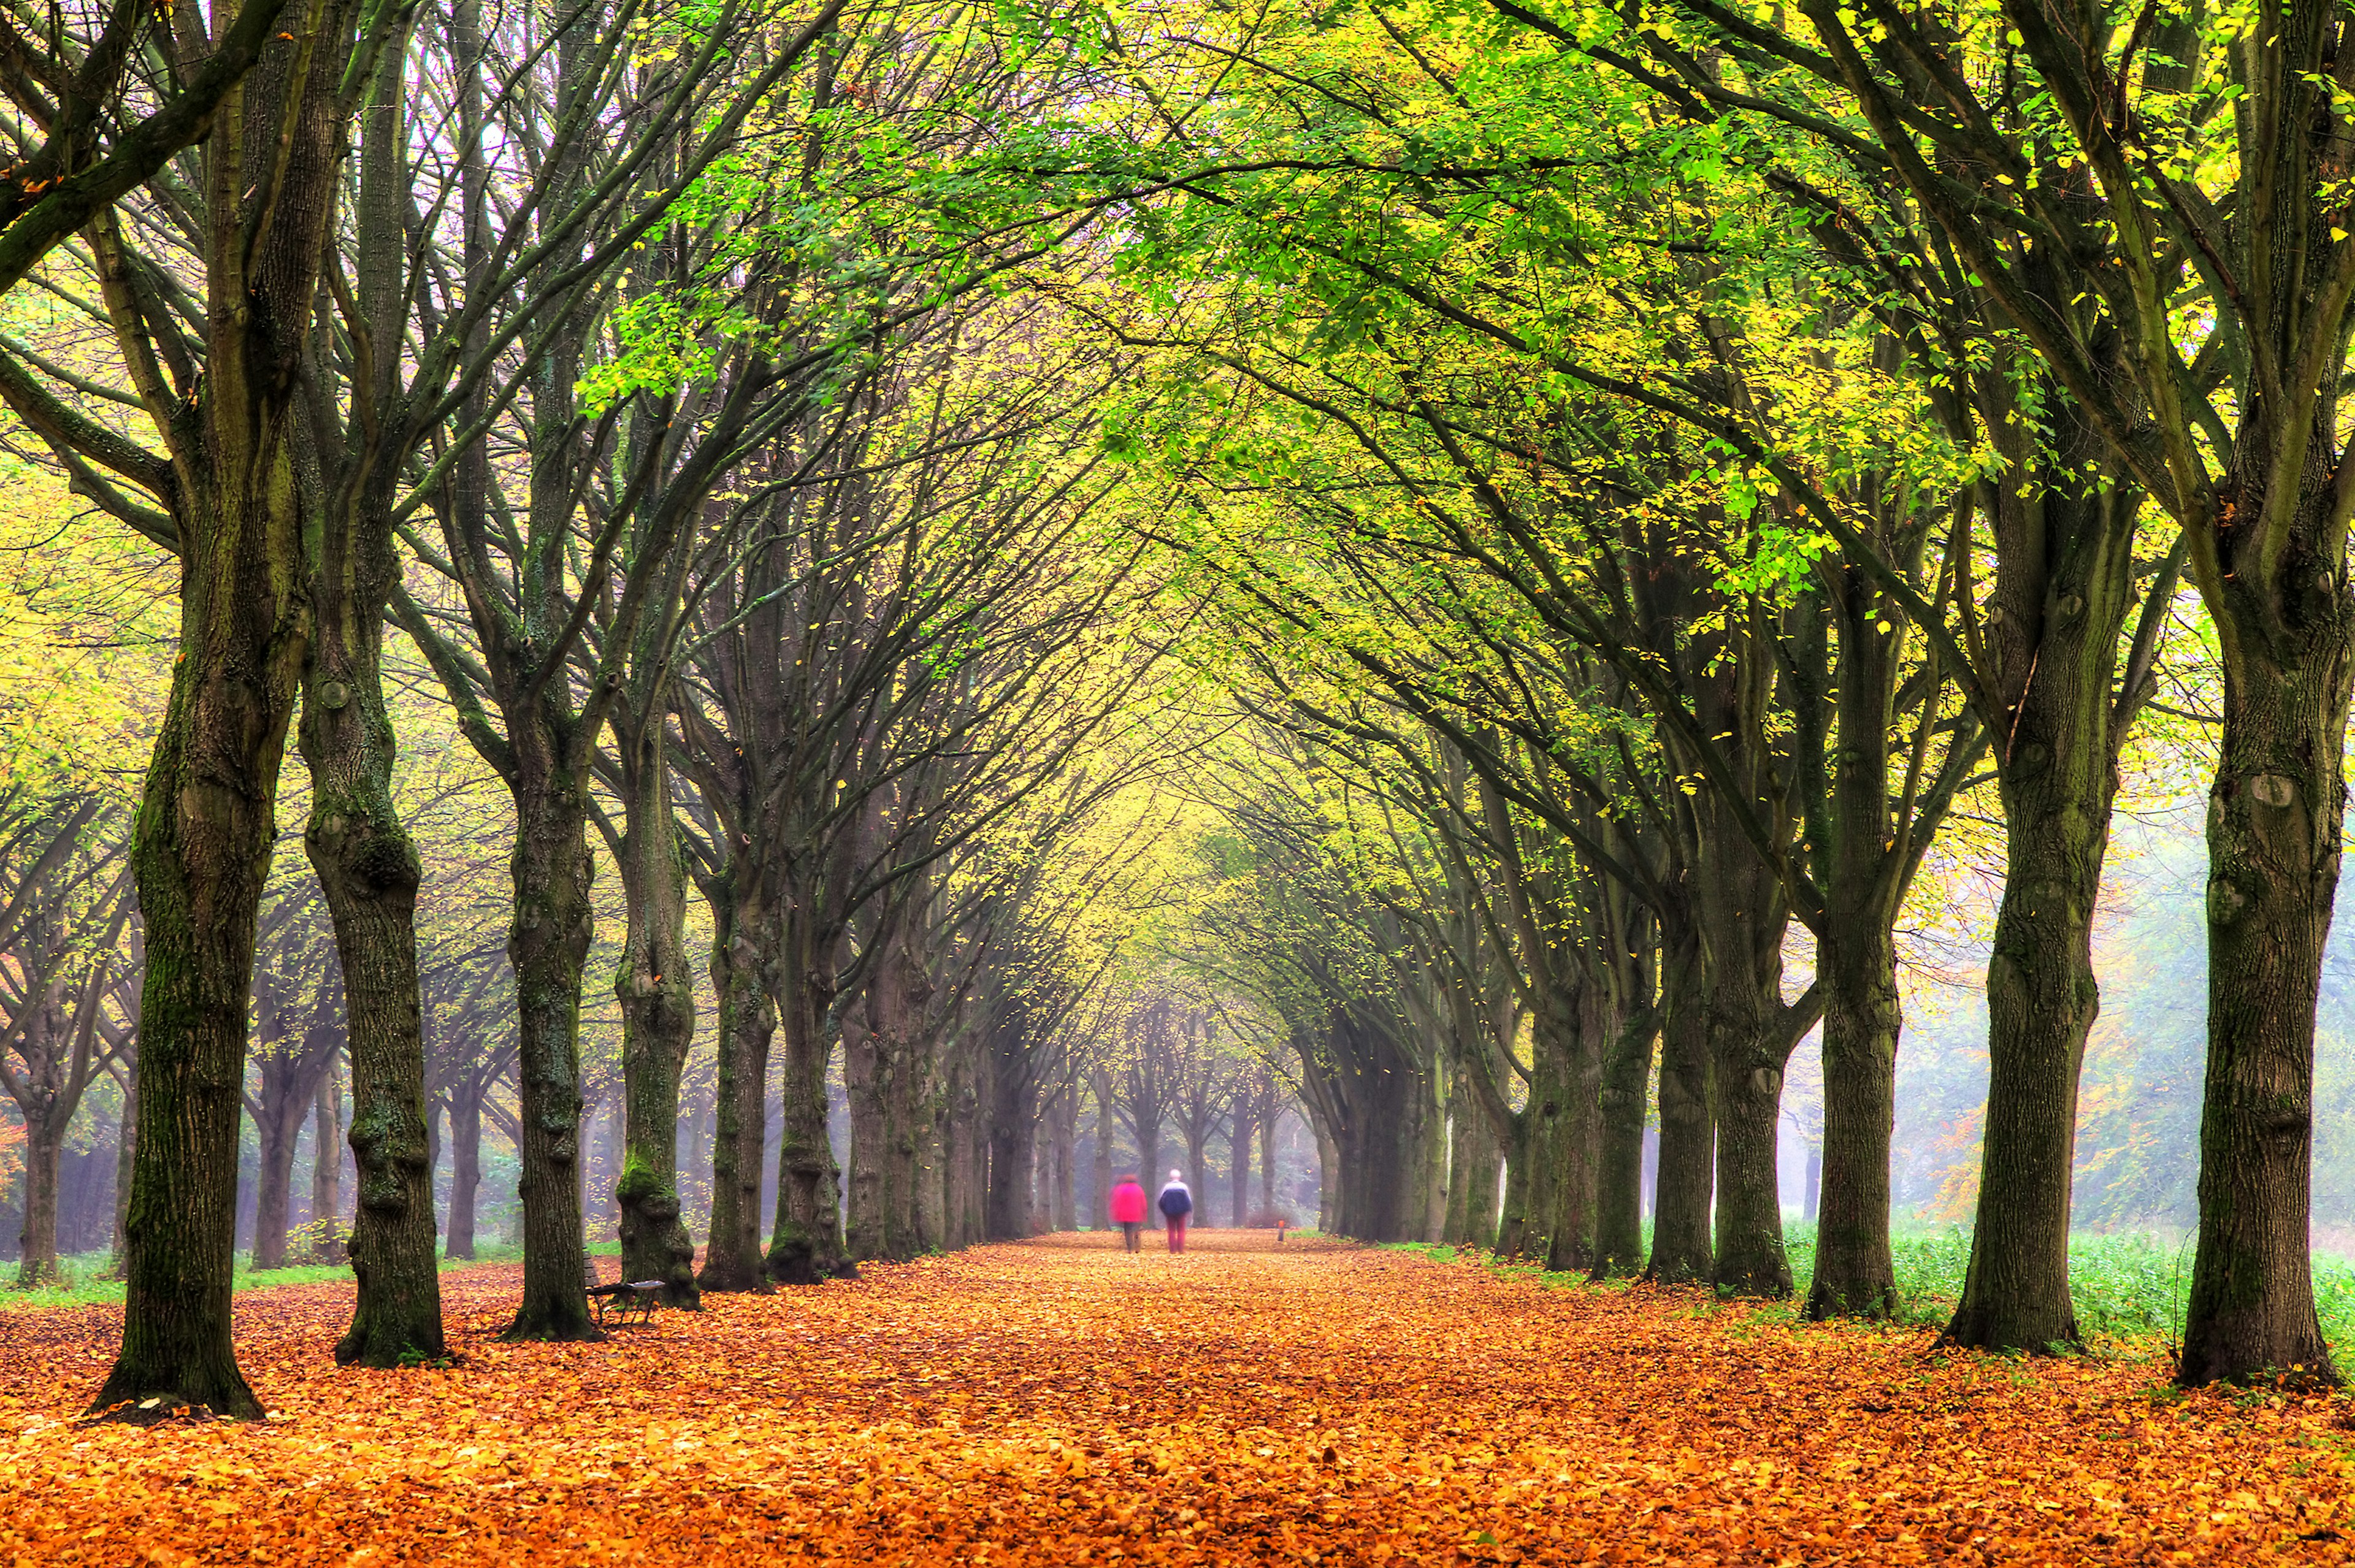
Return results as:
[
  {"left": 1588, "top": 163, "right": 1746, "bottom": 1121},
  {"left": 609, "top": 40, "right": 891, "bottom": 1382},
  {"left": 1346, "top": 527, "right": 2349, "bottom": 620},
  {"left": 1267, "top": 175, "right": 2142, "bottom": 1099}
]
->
[{"left": 587, "top": 1280, "right": 666, "bottom": 1326}]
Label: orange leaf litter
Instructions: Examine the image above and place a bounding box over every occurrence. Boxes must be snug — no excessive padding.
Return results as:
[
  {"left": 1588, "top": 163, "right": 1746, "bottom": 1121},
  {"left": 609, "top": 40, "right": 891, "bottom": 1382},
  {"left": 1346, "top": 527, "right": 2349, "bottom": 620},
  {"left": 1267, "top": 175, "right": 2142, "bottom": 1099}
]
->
[{"left": 3, "top": 1230, "right": 2351, "bottom": 1564}]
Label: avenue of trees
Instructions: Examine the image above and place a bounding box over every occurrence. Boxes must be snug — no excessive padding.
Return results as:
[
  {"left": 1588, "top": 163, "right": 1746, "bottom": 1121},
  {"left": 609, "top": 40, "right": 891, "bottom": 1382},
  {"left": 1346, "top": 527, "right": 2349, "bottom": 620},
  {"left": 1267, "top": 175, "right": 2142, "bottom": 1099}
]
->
[{"left": 1, "top": 0, "right": 2353, "bottom": 1415}]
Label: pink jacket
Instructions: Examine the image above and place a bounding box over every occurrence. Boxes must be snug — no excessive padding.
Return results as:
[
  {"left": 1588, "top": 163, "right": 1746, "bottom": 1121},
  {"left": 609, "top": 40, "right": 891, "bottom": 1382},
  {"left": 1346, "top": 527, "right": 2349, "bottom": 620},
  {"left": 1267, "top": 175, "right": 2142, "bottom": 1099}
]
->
[{"left": 1108, "top": 1180, "right": 1147, "bottom": 1224}]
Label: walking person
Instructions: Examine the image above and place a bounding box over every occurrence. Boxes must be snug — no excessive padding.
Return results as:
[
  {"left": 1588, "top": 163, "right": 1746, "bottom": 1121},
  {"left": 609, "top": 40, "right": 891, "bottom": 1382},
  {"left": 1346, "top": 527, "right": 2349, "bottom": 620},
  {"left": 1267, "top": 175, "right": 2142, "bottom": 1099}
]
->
[
  {"left": 1109, "top": 1173, "right": 1147, "bottom": 1256},
  {"left": 1158, "top": 1169, "right": 1193, "bottom": 1254}
]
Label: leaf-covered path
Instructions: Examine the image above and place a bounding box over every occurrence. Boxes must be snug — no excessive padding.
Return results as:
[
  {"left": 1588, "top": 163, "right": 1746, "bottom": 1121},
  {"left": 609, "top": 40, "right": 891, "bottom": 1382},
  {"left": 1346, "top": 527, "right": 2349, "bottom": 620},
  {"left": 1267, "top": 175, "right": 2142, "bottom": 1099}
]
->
[{"left": 4, "top": 1231, "right": 2352, "bottom": 1564}]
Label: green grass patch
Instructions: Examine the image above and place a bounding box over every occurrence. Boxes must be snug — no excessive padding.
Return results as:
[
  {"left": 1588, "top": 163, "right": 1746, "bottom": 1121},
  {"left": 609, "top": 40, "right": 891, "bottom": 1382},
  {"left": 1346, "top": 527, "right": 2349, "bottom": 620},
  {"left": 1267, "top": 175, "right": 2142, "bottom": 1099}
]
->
[
  {"left": 1398, "top": 1219, "right": 2355, "bottom": 1367},
  {"left": 0, "top": 1239, "right": 622, "bottom": 1311}
]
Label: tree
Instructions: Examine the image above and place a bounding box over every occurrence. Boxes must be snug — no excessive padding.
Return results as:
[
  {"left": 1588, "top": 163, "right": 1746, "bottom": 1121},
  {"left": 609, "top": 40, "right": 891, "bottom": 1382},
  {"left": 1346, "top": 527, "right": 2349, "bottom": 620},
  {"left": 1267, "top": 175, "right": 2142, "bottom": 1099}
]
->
[{"left": 0, "top": 791, "right": 135, "bottom": 1284}]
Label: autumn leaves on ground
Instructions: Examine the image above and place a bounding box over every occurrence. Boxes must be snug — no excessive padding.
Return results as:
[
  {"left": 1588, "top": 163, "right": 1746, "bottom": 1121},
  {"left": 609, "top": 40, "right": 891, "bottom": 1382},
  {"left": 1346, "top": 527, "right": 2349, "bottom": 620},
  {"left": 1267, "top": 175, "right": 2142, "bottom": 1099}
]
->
[{"left": 5, "top": 1234, "right": 2353, "bottom": 1566}]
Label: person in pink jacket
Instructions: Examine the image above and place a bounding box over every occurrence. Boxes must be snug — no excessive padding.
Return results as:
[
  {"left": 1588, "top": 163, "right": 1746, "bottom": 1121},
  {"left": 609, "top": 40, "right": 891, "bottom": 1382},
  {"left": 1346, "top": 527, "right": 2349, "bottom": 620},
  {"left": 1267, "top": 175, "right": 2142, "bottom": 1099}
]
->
[{"left": 1108, "top": 1174, "right": 1147, "bottom": 1253}]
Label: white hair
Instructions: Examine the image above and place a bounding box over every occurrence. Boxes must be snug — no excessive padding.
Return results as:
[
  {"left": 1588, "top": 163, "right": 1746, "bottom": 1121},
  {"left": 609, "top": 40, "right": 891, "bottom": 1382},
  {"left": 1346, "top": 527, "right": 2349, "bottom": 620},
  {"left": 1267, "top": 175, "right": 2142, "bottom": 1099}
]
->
[{"left": 1168, "top": 1169, "right": 1184, "bottom": 1182}]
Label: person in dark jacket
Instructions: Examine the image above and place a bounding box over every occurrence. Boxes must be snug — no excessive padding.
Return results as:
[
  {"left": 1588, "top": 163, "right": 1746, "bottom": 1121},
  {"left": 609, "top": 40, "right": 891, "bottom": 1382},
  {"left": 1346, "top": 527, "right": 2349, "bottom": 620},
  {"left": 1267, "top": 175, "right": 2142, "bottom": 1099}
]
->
[
  {"left": 1108, "top": 1174, "right": 1147, "bottom": 1254},
  {"left": 1157, "top": 1169, "right": 1193, "bottom": 1254}
]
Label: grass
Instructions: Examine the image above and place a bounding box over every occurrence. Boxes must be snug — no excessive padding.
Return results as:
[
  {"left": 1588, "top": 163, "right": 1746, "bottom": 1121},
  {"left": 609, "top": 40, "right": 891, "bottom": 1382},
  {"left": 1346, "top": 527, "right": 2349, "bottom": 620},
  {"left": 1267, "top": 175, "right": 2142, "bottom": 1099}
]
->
[
  {"left": 1393, "top": 1221, "right": 2355, "bottom": 1369},
  {"left": 0, "top": 1239, "right": 624, "bottom": 1311}
]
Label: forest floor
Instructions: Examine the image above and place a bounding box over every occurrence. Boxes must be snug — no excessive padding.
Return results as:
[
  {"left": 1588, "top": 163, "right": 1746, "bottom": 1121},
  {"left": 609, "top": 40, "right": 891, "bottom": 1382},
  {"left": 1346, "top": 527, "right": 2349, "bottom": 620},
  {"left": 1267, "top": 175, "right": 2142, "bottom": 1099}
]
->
[{"left": 4, "top": 1231, "right": 2354, "bottom": 1565}]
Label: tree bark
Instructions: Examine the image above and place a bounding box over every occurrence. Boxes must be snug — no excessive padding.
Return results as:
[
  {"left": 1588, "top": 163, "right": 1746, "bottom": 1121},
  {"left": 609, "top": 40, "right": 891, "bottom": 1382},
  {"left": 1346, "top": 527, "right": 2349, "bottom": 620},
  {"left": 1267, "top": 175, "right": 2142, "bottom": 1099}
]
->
[
  {"left": 1495, "top": 999, "right": 1566, "bottom": 1263},
  {"left": 944, "top": 1039, "right": 987, "bottom": 1249},
  {"left": 1688, "top": 765, "right": 1809, "bottom": 1300},
  {"left": 308, "top": 1066, "right": 342, "bottom": 1261},
  {"left": 1182, "top": 1126, "right": 1212, "bottom": 1225},
  {"left": 248, "top": 1078, "right": 304, "bottom": 1271},
  {"left": 611, "top": 706, "right": 699, "bottom": 1308},
  {"left": 445, "top": 1077, "right": 482, "bottom": 1261},
  {"left": 304, "top": 641, "right": 443, "bottom": 1363},
  {"left": 301, "top": 34, "right": 445, "bottom": 1366},
  {"left": 500, "top": 748, "right": 600, "bottom": 1341},
  {"left": 1591, "top": 1003, "right": 1655, "bottom": 1278},
  {"left": 1941, "top": 491, "right": 2134, "bottom": 1351},
  {"left": 17, "top": 1118, "right": 63, "bottom": 1287},
  {"left": 1444, "top": 1096, "right": 1502, "bottom": 1247},
  {"left": 90, "top": 139, "right": 326, "bottom": 1410},
  {"left": 2181, "top": 613, "right": 2352, "bottom": 1383},
  {"left": 1809, "top": 919, "right": 1899, "bottom": 1318},
  {"left": 879, "top": 944, "right": 933, "bottom": 1260},
  {"left": 1048, "top": 1082, "right": 1078, "bottom": 1233},
  {"left": 768, "top": 926, "right": 848, "bottom": 1283},
  {"left": 984, "top": 1012, "right": 1041, "bottom": 1241},
  {"left": 842, "top": 985, "right": 890, "bottom": 1261},
  {"left": 1647, "top": 909, "right": 1711, "bottom": 1285},
  {"left": 1259, "top": 1090, "right": 1278, "bottom": 1214},
  {"left": 699, "top": 873, "right": 776, "bottom": 1291},
  {"left": 1229, "top": 1098, "right": 1253, "bottom": 1226},
  {"left": 110, "top": 1073, "right": 135, "bottom": 1269},
  {"left": 1540, "top": 977, "right": 1607, "bottom": 1273},
  {"left": 1091, "top": 1071, "right": 1117, "bottom": 1226},
  {"left": 1312, "top": 1114, "right": 1337, "bottom": 1233}
]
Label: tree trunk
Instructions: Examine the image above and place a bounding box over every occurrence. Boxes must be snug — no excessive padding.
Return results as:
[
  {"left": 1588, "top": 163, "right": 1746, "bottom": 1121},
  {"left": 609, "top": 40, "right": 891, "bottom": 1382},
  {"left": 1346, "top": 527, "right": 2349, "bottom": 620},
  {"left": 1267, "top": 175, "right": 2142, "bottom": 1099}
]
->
[
  {"left": 944, "top": 1041, "right": 987, "bottom": 1249},
  {"left": 1492, "top": 1105, "right": 1535, "bottom": 1257},
  {"left": 1541, "top": 977, "right": 1607, "bottom": 1273},
  {"left": 984, "top": 1018, "right": 1039, "bottom": 1241},
  {"left": 1442, "top": 1100, "right": 1488, "bottom": 1245},
  {"left": 446, "top": 1079, "right": 482, "bottom": 1261},
  {"left": 1259, "top": 1096, "right": 1277, "bottom": 1214},
  {"left": 987, "top": 1112, "right": 1038, "bottom": 1240},
  {"left": 85, "top": 0, "right": 368, "bottom": 1426},
  {"left": 611, "top": 711, "right": 699, "bottom": 1309},
  {"left": 1229, "top": 1100, "right": 1253, "bottom": 1226},
  {"left": 1463, "top": 1102, "right": 1506, "bottom": 1247},
  {"left": 880, "top": 961, "right": 933, "bottom": 1260},
  {"left": 16, "top": 1117, "right": 63, "bottom": 1287},
  {"left": 1049, "top": 1083, "right": 1078, "bottom": 1233},
  {"left": 500, "top": 754, "right": 600, "bottom": 1342},
  {"left": 1091, "top": 1076, "right": 1116, "bottom": 1226},
  {"left": 91, "top": 475, "right": 309, "bottom": 1420},
  {"left": 1808, "top": 917, "right": 1900, "bottom": 1318},
  {"left": 1184, "top": 1128, "right": 1212, "bottom": 1225},
  {"left": 2180, "top": 613, "right": 2353, "bottom": 1384},
  {"left": 110, "top": 1076, "right": 135, "bottom": 1269},
  {"left": 843, "top": 989, "right": 890, "bottom": 1261},
  {"left": 1496, "top": 1012, "right": 1566, "bottom": 1261},
  {"left": 302, "top": 412, "right": 445, "bottom": 1364},
  {"left": 1591, "top": 1004, "right": 1654, "bottom": 1279},
  {"left": 249, "top": 1081, "right": 303, "bottom": 1271},
  {"left": 1696, "top": 833, "right": 1803, "bottom": 1300},
  {"left": 310, "top": 1067, "right": 342, "bottom": 1261},
  {"left": 1312, "top": 1115, "right": 1337, "bottom": 1233},
  {"left": 1647, "top": 912, "right": 1712, "bottom": 1285},
  {"left": 768, "top": 932, "right": 847, "bottom": 1283},
  {"left": 700, "top": 876, "right": 776, "bottom": 1291},
  {"left": 1138, "top": 1122, "right": 1164, "bottom": 1230},
  {"left": 1941, "top": 717, "right": 2113, "bottom": 1353},
  {"left": 919, "top": 1047, "right": 955, "bottom": 1252}
]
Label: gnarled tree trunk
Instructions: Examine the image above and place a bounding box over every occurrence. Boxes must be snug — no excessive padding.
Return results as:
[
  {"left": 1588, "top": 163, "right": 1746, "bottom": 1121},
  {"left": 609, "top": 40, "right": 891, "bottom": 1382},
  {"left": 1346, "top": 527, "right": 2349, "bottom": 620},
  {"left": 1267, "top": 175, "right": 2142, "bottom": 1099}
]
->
[{"left": 500, "top": 738, "right": 600, "bottom": 1342}]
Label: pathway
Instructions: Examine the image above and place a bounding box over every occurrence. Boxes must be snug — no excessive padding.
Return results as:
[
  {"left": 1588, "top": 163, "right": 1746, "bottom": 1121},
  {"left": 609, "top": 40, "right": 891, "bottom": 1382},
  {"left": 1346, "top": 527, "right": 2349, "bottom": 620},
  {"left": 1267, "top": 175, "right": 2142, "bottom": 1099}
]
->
[{"left": 1, "top": 1230, "right": 2349, "bottom": 1563}]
